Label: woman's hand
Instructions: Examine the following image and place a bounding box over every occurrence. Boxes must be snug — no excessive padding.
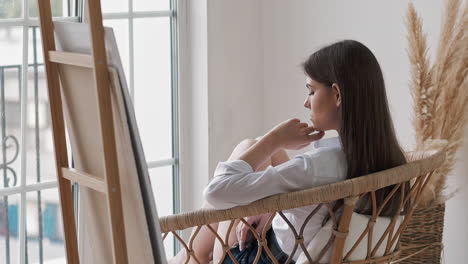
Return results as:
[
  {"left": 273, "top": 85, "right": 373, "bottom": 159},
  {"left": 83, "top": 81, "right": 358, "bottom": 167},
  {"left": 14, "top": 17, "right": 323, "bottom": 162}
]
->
[
  {"left": 236, "top": 213, "right": 273, "bottom": 251},
  {"left": 234, "top": 119, "right": 322, "bottom": 171},
  {"left": 267, "top": 118, "right": 324, "bottom": 150}
]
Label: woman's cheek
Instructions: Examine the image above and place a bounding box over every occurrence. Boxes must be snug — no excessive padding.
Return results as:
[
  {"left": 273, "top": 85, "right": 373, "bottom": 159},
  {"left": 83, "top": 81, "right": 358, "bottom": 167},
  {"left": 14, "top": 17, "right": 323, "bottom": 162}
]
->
[
  {"left": 311, "top": 97, "right": 321, "bottom": 116},
  {"left": 311, "top": 99, "right": 321, "bottom": 126}
]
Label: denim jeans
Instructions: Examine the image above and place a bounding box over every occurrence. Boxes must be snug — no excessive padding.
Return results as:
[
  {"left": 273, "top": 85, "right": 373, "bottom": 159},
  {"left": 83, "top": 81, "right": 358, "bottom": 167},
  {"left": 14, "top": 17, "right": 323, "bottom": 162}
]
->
[{"left": 222, "top": 228, "right": 293, "bottom": 264}]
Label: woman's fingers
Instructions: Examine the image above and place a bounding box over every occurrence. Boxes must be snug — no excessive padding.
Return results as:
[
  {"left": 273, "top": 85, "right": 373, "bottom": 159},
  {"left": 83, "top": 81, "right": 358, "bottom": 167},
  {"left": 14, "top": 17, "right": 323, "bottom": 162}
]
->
[
  {"left": 238, "top": 224, "right": 250, "bottom": 251},
  {"left": 303, "top": 126, "right": 317, "bottom": 134},
  {"left": 299, "top": 122, "right": 308, "bottom": 129},
  {"left": 307, "top": 131, "right": 325, "bottom": 141},
  {"left": 268, "top": 118, "right": 325, "bottom": 151},
  {"left": 302, "top": 126, "right": 324, "bottom": 142}
]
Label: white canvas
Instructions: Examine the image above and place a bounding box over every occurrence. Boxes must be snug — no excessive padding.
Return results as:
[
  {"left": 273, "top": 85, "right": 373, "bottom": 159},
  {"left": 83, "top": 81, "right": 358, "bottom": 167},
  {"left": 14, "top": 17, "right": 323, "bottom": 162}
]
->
[{"left": 53, "top": 21, "right": 166, "bottom": 263}]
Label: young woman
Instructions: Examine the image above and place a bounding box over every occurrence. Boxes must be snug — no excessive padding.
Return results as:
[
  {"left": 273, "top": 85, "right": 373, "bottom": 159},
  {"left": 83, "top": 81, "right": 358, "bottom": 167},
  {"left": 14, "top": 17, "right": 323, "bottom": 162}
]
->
[{"left": 170, "top": 39, "right": 407, "bottom": 264}]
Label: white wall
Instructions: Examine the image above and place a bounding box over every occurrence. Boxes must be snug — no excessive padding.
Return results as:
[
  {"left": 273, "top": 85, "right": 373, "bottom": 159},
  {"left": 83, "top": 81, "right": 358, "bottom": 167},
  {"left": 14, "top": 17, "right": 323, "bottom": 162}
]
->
[
  {"left": 178, "top": 0, "right": 210, "bottom": 213},
  {"left": 182, "top": 0, "right": 467, "bottom": 262},
  {"left": 207, "top": 0, "right": 265, "bottom": 177},
  {"left": 179, "top": 0, "right": 265, "bottom": 212}
]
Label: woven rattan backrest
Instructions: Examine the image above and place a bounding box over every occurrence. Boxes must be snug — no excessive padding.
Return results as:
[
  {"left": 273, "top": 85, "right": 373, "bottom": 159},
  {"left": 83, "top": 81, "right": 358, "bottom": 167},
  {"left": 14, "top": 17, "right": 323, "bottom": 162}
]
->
[{"left": 326, "top": 150, "right": 443, "bottom": 264}]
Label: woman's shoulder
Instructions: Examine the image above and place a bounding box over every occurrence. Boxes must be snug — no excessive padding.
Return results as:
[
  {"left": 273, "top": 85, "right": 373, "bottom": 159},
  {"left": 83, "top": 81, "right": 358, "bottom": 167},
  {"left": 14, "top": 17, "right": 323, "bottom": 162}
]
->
[
  {"left": 288, "top": 136, "right": 347, "bottom": 186},
  {"left": 304, "top": 136, "right": 343, "bottom": 157},
  {"left": 286, "top": 136, "right": 346, "bottom": 169},
  {"left": 286, "top": 136, "right": 344, "bottom": 164},
  {"left": 312, "top": 136, "right": 342, "bottom": 149},
  {"left": 305, "top": 136, "right": 347, "bottom": 176}
]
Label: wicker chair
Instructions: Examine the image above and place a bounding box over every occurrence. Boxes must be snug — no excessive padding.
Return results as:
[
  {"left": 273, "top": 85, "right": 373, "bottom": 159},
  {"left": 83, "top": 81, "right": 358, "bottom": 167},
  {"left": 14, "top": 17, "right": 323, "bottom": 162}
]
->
[{"left": 159, "top": 147, "right": 446, "bottom": 264}]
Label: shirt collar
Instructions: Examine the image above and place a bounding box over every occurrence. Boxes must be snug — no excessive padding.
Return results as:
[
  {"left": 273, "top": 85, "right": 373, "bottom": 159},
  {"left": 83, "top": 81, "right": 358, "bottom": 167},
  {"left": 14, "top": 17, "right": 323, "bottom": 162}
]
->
[{"left": 313, "top": 136, "right": 342, "bottom": 149}]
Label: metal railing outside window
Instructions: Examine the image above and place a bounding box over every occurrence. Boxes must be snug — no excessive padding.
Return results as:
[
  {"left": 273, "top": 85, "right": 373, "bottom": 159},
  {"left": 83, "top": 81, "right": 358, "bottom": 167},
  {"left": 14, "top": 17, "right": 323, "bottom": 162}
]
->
[{"left": 1, "top": 0, "right": 80, "bottom": 261}]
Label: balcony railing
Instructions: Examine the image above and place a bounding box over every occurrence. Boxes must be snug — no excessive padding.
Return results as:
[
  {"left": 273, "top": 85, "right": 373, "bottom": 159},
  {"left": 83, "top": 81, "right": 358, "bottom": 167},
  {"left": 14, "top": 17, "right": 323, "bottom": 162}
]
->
[{"left": 1, "top": 26, "right": 65, "bottom": 264}]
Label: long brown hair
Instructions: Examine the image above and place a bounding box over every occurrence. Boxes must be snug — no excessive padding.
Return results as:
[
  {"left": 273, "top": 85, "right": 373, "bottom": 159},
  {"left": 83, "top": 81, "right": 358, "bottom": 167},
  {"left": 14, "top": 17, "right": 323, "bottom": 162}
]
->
[{"left": 302, "top": 40, "right": 408, "bottom": 216}]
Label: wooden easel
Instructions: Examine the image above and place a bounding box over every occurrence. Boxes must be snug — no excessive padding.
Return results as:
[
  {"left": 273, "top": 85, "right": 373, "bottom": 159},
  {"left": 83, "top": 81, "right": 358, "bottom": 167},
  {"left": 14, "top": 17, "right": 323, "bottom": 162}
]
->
[{"left": 37, "top": 0, "right": 128, "bottom": 263}]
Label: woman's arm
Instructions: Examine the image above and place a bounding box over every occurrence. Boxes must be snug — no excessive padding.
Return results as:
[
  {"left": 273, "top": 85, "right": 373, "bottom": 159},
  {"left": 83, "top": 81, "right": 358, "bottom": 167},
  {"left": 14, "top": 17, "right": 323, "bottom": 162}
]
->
[
  {"left": 227, "top": 136, "right": 290, "bottom": 168},
  {"left": 271, "top": 147, "right": 290, "bottom": 166},
  {"left": 237, "top": 119, "right": 323, "bottom": 171}
]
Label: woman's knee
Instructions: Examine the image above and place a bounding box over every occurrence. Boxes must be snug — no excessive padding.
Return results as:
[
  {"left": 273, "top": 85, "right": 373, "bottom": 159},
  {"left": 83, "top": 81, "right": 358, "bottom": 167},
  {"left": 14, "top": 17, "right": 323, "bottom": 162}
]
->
[
  {"left": 239, "top": 138, "right": 258, "bottom": 148},
  {"left": 228, "top": 138, "right": 259, "bottom": 161}
]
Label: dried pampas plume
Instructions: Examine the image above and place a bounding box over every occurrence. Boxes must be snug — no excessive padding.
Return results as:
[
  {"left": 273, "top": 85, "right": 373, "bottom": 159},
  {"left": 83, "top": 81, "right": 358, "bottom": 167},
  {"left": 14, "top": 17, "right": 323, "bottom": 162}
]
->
[
  {"left": 406, "top": 3, "right": 433, "bottom": 147},
  {"left": 407, "top": 0, "right": 468, "bottom": 206}
]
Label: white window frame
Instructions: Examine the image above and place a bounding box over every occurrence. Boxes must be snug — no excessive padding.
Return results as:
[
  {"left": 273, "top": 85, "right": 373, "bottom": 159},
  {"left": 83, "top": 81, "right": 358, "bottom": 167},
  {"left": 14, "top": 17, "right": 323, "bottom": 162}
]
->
[
  {"left": 95, "top": 0, "right": 180, "bottom": 217},
  {"left": 0, "top": 1, "right": 79, "bottom": 263}
]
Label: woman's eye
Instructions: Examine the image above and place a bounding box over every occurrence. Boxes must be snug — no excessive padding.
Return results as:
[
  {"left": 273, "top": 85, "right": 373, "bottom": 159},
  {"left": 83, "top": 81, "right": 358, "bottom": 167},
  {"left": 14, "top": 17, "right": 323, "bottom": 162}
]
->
[{"left": 308, "top": 91, "right": 314, "bottom": 96}]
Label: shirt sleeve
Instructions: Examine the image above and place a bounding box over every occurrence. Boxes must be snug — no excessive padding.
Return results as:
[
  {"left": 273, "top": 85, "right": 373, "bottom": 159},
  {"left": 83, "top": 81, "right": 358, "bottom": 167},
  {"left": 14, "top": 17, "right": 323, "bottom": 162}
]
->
[{"left": 203, "top": 155, "right": 313, "bottom": 209}]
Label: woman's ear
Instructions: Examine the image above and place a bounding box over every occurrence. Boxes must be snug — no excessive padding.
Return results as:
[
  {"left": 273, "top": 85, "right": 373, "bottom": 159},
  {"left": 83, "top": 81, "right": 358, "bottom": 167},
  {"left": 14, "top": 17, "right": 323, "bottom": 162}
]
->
[{"left": 331, "top": 83, "right": 342, "bottom": 107}]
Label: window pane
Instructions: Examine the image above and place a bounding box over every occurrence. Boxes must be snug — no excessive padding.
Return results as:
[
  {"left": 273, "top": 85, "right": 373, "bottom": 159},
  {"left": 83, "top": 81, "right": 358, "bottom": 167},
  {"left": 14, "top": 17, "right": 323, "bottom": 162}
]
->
[
  {"left": 0, "top": 194, "right": 20, "bottom": 263},
  {"left": 29, "top": 0, "right": 66, "bottom": 18},
  {"left": 134, "top": 0, "right": 169, "bottom": 12},
  {"left": 101, "top": 0, "right": 128, "bottom": 13},
  {"left": 0, "top": 0, "right": 22, "bottom": 19},
  {"left": 149, "top": 166, "right": 174, "bottom": 257},
  {"left": 26, "top": 27, "right": 56, "bottom": 185},
  {"left": 25, "top": 64, "right": 56, "bottom": 185},
  {"left": 1, "top": 26, "right": 23, "bottom": 191},
  {"left": 28, "top": 26, "right": 44, "bottom": 65},
  {"left": 149, "top": 166, "right": 173, "bottom": 217},
  {"left": 103, "top": 19, "right": 130, "bottom": 81},
  {"left": 26, "top": 189, "right": 65, "bottom": 263},
  {"left": 134, "top": 17, "right": 173, "bottom": 161},
  {"left": 0, "top": 26, "right": 23, "bottom": 66}
]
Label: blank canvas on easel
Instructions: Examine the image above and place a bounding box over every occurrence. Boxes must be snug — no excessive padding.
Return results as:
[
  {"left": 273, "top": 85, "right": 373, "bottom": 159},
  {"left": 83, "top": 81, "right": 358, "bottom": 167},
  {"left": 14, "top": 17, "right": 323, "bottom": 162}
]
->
[{"left": 53, "top": 21, "right": 166, "bottom": 263}]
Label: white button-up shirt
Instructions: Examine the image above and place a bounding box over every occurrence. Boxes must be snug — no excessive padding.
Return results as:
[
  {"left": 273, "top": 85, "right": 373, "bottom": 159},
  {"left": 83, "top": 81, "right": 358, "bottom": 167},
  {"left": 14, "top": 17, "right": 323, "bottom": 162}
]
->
[{"left": 203, "top": 136, "right": 347, "bottom": 260}]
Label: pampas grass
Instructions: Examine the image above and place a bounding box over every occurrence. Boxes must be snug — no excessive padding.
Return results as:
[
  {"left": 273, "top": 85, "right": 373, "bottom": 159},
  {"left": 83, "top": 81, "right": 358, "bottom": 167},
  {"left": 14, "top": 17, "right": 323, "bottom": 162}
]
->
[
  {"left": 407, "top": 0, "right": 468, "bottom": 206},
  {"left": 407, "top": 3, "right": 433, "bottom": 148}
]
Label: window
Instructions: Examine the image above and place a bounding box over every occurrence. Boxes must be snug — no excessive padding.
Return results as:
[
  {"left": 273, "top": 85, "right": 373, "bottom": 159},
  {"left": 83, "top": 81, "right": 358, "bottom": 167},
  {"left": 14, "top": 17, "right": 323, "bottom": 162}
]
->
[
  {"left": 0, "top": 1, "right": 80, "bottom": 263},
  {"left": 0, "top": 0, "right": 179, "bottom": 262},
  {"left": 100, "top": 0, "right": 179, "bottom": 256}
]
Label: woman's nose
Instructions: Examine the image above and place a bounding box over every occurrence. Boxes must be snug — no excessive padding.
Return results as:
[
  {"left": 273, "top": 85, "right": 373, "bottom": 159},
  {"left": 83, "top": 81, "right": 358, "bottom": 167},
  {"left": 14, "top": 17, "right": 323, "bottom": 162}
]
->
[{"left": 303, "top": 97, "right": 310, "bottom": 109}]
